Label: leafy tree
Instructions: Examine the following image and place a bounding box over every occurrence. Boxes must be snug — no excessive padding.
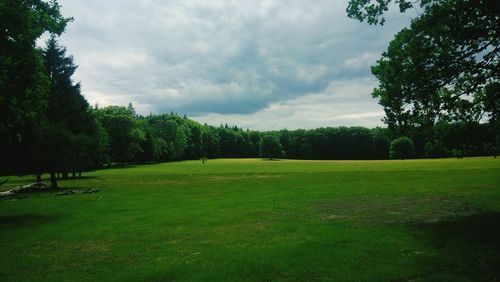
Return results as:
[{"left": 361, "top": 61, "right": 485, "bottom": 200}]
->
[
  {"left": 201, "top": 125, "right": 220, "bottom": 158},
  {"left": 348, "top": 0, "right": 500, "bottom": 138},
  {"left": 183, "top": 120, "right": 203, "bottom": 159},
  {"left": 134, "top": 118, "right": 162, "bottom": 163},
  {"left": 483, "top": 82, "right": 500, "bottom": 153},
  {"left": 248, "top": 131, "right": 263, "bottom": 157},
  {"left": 260, "top": 135, "right": 284, "bottom": 160},
  {"left": 148, "top": 115, "right": 189, "bottom": 160},
  {"left": 390, "top": 137, "right": 415, "bottom": 160},
  {"left": 95, "top": 105, "right": 144, "bottom": 165},
  {"left": 371, "top": 127, "right": 391, "bottom": 159},
  {"left": 217, "top": 127, "right": 238, "bottom": 158},
  {"left": 0, "top": 0, "right": 70, "bottom": 177},
  {"left": 483, "top": 143, "right": 498, "bottom": 158}
]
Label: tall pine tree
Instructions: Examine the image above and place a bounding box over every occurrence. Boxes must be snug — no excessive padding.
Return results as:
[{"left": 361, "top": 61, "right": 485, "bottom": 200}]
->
[{"left": 41, "top": 36, "right": 100, "bottom": 187}]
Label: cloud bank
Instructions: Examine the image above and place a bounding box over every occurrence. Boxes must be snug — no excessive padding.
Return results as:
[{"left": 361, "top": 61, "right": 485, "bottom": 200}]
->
[{"left": 54, "top": 0, "right": 412, "bottom": 129}]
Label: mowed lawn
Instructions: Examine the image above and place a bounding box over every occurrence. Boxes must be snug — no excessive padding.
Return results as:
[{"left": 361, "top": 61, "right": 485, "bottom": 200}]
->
[{"left": 1, "top": 158, "right": 499, "bottom": 281}]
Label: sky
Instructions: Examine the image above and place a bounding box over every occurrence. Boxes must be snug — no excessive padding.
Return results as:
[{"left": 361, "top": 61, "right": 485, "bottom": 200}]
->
[{"left": 50, "top": 0, "right": 414, "bottom": 130}]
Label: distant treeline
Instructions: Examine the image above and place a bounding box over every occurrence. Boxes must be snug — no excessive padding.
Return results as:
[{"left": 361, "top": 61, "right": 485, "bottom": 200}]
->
[{"left": 91, "top": 105, "right": 497, "bottom": 165}]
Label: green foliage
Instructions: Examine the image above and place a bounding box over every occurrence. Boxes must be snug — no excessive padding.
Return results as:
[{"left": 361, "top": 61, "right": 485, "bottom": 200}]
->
[
  {"left": 95, "top": 105, "right": 143, "bottom": 164},
  {"left": 483, "top": 143, "right": 499, "bottom": 158},
  {"left": 452, "top": 148, "right": 464, "bottom": 159},
  {"left": 350, "top": 0, "right": 499, "bottom": 142},
  {"left": 0, "top": 0, "right": 70, "bottom": 175},
  {"left": 260, "top": 135, "right": 284, "bottom": 160},
  {"left": 36, "top": 36, "right": 108, "bottom": 186},
  {"left": 0, "top": 0, "right": 99, "bottom": 185},
  {"left": 346, "top": 0, "right": 426, "bottom": 25},
  {"left": 424, "top": 140, "right": 448, "bottom": 158},
  {"left": 390, "top": 136, "right": 415, "bottom": 159},
  {"left": 89, "top": 119, "right": 490, "bottom": 162}
]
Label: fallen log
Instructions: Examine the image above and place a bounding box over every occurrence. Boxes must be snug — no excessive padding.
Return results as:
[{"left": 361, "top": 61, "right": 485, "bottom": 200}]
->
[
  {"left": 55, "top": 188, "right": 99, "bottom": 196},
  {"left": 0, "top": 190, "right": 16, "bottom": 198},
  {"left": 1, "top": 182, "right": 50, "bottom": 199},
  {"left": 1, "top": 182, "right": 98, "bottom": 199},
  {"left": 9, "top": 182, "right": 49, "bottom": 193}
]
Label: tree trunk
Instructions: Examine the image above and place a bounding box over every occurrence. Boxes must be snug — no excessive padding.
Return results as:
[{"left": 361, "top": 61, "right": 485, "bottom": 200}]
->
[
  {"left": 78, "top": 171, "right": 82, "bottom": 178},
  {"left": 72, "top": 171, "right": 76, "bottom": 178},
  {"left": 36, "top": 173, "right": 42, "bottom": 183},
  {"left": 62, "top": 171, "right": 68, "bottom": 179},
  {"left": 50, "top": 172, "right": 58, "bottom": 189}
]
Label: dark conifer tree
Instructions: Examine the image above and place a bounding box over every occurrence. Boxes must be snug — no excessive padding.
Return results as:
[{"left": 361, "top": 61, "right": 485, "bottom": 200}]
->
[{"left": 41, "top": 36, "right": 99, "bottom": 187}]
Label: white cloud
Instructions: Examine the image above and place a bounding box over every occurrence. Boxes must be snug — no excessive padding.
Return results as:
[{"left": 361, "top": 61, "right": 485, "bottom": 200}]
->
[
  {"left": 343, "top": 52, "right": 379, "bottom": 70},
  {"left": 193, "top": 77, "right": 384, "bottom": 130},
  {"left": 53, "top": 0, "right": 411, "bottom": 129}
]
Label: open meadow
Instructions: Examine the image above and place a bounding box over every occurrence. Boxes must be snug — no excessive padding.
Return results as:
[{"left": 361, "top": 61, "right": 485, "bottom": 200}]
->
[{"left": 1, "top": 157, "right": 499, "bottom": 281}]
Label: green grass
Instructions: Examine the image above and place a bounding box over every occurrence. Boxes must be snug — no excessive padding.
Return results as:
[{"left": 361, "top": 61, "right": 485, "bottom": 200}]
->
[{"left": 1, "top": 157, "right": 499, "bottom": 281}]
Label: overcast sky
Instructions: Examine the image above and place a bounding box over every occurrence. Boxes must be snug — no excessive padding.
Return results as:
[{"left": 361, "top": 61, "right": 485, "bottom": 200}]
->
[{"left": 51, "top": 0, "right": 414, "bottom": 130}]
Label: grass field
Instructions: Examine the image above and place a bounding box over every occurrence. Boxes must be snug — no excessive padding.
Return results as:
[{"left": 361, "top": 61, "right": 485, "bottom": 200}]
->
[{"left": 1, "top": 157, "right": 499, "bottom": 281}]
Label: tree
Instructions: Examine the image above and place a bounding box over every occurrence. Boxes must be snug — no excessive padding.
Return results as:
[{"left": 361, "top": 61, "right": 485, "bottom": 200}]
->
[
  {"left": 134, "top": 119, "right": 162, "bottom": 163},
  {"left": 41, "top": 36, "right": 98, "bottom": 187},
  {"left": 390, "top": 137, "right": 415, "bottom": 160},
  {"left": 201, "top": 126, "right": 220, "bottom": 158},
  {"left": 260, "top": 135, "right": 284, "bottom": 160},
  {"left": 0, "top": 0, "right": 70, "bottom": 177},
  {"left": 95, "top": 106, "right": 144, "bottom": 165},
  {"left": 348, "top": 0, "right": 500, "bottom": 137},
  {"left": 217, "top": 127, "right": 238, "bottom": 158}
]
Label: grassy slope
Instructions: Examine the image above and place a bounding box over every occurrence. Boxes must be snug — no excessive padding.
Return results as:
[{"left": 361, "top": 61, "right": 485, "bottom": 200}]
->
[{"left": 0, "top": 157, "right": 499, "bottom": 281}]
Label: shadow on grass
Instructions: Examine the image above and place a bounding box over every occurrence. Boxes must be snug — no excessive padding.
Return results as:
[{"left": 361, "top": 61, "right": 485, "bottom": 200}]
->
[
  {"left": 57, "top": 175, "right": 99, "bottom": 181},
  {"left": 0, "top": 214, "right": 62, "bottom": 228},
  {"left": 401, "top": 212, "right": 500, "bottom": 281}
]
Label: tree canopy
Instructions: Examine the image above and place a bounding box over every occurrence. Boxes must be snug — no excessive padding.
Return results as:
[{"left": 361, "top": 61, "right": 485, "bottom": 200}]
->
[
  {"left": 390, "top": 136, "right": 415, "bottom": 159},
  {"left": 260, "top": 135, "right": 284, "bottom": 160},
  {"left": 0, "top": 0, "right": 70, "bottom": 176},
  {"left": 348, "top": 0, "right": 500, "bottom": 142}
]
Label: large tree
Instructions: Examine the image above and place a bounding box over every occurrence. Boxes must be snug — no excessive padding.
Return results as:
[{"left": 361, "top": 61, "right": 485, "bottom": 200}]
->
[
  {"left": 41, "top": 36, "right": 100, "bottom": 187},
  {"left": 0, "top": 0, "right": 70, "bottom": 176},
  {"left": 347, "top": 0, "right": 500, "bottom": 138},
  {"left": 95, "top": 105, "right": 145, "bottom": 165}
]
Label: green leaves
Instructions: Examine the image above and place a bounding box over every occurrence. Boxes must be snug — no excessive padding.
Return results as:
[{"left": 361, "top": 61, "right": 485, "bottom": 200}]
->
[
  {"left": 363, "top": 0, "right": 500, "bottom": 136},
  {"left": 260, "top": 135, "right": 284, "bottom": 160},
  {"left": 346, "top": 0, "right": 427, "bottom": 25},
  {"left": 0, "top": 0, "right": 69, "bottom": 175},
  {"left": 389, "top": 136, "right": 415, "bottom": 159}
]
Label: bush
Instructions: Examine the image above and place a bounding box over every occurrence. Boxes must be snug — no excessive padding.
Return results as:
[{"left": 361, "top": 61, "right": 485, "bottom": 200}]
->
[
  {"left": 452, "top": 148, "right": 464, "bottom": 159},
  {"left": 390, "top": 137, "right": 415, "bottom": 160},
  {"left": 483, "top": 143, "right": 499, "bottom": 158}
]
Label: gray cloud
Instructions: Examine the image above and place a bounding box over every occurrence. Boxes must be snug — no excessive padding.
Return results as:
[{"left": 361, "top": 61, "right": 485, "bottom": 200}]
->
[{"left": 53, "top": 0, "right": 412, "bottom": 129}]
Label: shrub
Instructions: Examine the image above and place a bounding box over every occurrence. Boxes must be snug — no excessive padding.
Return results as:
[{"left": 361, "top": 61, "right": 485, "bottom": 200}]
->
[
  {"left": 390, "top": 137, "right": 416, "bottom": 160},
  {"left": 452, "top": 148, "right": 464, "bottom": 159}
]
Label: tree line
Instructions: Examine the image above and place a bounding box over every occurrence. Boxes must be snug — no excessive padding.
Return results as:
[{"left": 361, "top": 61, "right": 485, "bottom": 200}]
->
[
  {"left": 87, "top": 111, "right": 499, "bottom": 165},
  {"left": 1, "top": 0, "right": 498, "bottom": 188}
]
